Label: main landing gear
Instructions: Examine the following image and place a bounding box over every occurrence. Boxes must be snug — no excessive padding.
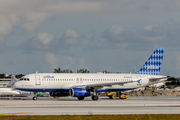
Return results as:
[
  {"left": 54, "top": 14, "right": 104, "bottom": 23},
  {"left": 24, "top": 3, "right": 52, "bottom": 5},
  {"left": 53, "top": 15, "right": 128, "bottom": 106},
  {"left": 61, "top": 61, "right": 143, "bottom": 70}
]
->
[
  {"left": 92, "top": 95, "right": 99, "bottom": 101},
  {"left": 78, "top": 97, "right": 84, "bottom": 100},
  {"left": 77, "top": 96, "right": 99, "bottom": 101},
  {"left": 91, "top": 89, "right": 99, "bottom": 101}
]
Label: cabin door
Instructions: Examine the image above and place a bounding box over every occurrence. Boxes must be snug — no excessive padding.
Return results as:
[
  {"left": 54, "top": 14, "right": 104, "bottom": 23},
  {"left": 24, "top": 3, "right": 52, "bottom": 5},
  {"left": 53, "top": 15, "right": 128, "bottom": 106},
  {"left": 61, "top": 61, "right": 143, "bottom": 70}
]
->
[{"left": 35, "top": 75, "right": 41, "bottom": 85}]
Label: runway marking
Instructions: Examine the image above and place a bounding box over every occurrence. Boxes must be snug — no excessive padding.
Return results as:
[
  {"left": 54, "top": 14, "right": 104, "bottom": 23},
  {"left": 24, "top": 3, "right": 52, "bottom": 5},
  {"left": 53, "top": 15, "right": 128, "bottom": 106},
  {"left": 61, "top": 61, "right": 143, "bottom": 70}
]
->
[{"left": 0, "top": 112, "right": 31, "bottom": 116}]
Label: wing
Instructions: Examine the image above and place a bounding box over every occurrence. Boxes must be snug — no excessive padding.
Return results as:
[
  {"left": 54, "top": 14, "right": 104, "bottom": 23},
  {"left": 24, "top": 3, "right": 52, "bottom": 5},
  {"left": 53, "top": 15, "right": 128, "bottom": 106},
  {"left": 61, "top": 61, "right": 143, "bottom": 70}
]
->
[{"left": 65, "top": 80, "right": 136, "bottom": 90}]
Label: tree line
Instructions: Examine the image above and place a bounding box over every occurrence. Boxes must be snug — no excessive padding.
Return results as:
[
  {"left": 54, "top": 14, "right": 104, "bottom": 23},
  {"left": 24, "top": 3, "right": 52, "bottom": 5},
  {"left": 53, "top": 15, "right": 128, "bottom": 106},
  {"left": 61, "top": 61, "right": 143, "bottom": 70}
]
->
[
  {"left": 53, "top": 67, "right": 113, "bottom": 73},
  {"left": 0, "top": 74, "right": 24, "bottom": 79},
  {"left": 166, "top": 77, "right": 180, "bottom": 86}
]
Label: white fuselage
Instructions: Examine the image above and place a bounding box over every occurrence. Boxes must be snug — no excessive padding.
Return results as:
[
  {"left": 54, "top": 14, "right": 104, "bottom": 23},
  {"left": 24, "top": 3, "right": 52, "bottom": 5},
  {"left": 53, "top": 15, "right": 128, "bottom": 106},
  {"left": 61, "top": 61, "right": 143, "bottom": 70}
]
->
[
  {"left": 0, "top": 88, "right": 20, "bottom": 95},
  {"left": 14, "top": 73, "right": 166, "bottom": 93}
]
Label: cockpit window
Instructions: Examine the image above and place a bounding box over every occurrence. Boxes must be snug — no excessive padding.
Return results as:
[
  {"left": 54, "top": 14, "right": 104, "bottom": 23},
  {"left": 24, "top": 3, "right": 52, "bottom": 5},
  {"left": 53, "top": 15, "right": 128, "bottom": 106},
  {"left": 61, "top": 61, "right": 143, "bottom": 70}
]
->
[{"left": 19, "top": 78, "right": 30, "bottom": 81}]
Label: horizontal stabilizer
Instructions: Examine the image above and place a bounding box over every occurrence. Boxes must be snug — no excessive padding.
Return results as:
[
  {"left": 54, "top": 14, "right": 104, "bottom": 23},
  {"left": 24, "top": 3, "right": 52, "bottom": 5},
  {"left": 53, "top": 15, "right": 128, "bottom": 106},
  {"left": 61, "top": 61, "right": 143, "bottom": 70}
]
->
[{"left": 149, "top": 76, "right": 172, "bottom": 82}]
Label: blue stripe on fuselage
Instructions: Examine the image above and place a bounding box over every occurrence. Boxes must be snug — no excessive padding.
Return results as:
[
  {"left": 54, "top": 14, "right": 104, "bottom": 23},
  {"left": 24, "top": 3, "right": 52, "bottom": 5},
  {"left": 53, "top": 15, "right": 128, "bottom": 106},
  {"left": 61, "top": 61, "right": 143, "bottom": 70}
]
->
[
  {"left": 15, "top": 88, "right": 69, "bottom": 92},
  {"left": 15, "top": 88, "right": 135, "bottom": 92}
]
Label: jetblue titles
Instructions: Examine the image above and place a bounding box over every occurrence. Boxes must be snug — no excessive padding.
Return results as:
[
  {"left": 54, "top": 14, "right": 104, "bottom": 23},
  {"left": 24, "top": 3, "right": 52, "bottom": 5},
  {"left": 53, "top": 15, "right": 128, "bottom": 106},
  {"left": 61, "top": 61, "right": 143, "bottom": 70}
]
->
[
  {"left": 147, "top": 65, "right": 159, "bottom": 70},
  {"left": 43, "top": 75, "right": 55, "bottom": 79}
]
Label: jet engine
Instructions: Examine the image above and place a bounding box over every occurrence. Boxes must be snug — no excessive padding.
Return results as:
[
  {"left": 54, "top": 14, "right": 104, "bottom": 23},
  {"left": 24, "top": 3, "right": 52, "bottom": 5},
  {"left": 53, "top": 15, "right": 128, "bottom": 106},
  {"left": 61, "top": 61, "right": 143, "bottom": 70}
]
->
[{"left": 70, "top": 88, "right": 92, "bottom": 97}]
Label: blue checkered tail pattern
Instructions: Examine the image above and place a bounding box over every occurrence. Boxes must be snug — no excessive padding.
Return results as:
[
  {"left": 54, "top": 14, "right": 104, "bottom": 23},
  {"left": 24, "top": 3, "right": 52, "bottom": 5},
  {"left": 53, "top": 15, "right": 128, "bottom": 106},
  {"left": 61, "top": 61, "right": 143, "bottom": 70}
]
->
[{"left": 136, "top": 47, "right": 165, "bottom": 75}]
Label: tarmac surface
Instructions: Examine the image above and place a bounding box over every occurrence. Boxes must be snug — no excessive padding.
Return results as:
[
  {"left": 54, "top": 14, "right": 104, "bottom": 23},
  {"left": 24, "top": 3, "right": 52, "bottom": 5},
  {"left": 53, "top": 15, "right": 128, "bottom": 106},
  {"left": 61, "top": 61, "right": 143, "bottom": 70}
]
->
[{"left": 1, "top": 96, "right": 180, "bottom": 115}]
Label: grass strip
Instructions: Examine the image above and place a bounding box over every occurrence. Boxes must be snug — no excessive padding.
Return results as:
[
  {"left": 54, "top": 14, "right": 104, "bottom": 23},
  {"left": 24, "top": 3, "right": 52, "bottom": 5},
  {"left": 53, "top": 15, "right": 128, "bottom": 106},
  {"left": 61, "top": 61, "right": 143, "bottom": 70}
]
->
[
  {"left": 0, "top": 112, "right": 31, "bottom": 116},
  {"left": 1, "top": 114, "right": 180, "bottom": 120}
]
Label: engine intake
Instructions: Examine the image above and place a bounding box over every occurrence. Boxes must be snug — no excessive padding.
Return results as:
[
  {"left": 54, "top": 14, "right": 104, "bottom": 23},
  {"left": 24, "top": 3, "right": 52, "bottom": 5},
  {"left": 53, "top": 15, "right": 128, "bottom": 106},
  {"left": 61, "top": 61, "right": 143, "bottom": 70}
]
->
[{"left": 70, "top": 88, "right": 92, "bottom": 97}]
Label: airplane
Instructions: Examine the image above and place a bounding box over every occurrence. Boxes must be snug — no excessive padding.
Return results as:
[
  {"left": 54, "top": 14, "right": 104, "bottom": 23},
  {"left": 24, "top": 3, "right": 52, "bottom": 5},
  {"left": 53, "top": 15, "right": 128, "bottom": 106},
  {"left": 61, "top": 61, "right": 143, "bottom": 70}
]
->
[
  {"left": 0, "top": 88, "right": 20, "bottom": 96},
  {"left": 0, "top": 75, "right": 20, "bottom": 96},
  {"left": 13, "top": 47, "right": 168, "bottom": 101}
]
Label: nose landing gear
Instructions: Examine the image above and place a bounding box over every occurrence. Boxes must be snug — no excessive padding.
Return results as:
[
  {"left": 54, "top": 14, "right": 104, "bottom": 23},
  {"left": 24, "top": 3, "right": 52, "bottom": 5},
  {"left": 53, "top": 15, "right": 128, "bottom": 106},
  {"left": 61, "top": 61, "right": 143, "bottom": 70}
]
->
[
  {"left": 33, "top": 96, "right": 37, "bottom": 100},
  {"left": 33, "top": 92, "right": 37, "bottom": 100}
]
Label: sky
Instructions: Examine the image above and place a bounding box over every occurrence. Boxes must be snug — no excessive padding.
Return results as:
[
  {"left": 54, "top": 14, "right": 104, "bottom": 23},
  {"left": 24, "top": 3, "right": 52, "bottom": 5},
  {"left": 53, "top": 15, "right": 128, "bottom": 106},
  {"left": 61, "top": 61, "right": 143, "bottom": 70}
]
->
[{"left": 0, "top": 0, "right": 180, "bottom": 77}]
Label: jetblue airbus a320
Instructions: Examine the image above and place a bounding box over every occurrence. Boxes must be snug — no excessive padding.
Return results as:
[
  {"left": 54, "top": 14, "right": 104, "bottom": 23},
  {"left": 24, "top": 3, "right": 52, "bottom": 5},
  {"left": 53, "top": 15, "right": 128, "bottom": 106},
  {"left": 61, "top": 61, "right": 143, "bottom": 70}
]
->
[{"left": 13, "top": 47, "right": 168, "bottom": 101}]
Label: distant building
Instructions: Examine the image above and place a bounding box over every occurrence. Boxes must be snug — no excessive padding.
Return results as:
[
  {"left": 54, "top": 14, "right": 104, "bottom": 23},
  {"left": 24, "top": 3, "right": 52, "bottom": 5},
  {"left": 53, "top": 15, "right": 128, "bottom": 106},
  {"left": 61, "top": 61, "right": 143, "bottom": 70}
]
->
[{"left": 0, "top": 79, "right": 12, "bottom": 87}]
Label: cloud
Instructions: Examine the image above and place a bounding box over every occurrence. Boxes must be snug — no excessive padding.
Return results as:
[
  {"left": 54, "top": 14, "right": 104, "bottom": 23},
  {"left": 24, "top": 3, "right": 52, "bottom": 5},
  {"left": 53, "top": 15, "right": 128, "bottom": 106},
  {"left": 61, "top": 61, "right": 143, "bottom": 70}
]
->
[
  {"left": 45, "top": 53, "right": 57, "bottom": 70},
  {"left": 37, "top": 33, "right": 54, "bottom": 45},
  {"left": 78, "top": 57, "right": 86, "bottom": 67},
  {"left": 1, "top": 0, "right": 180, "bottom": 35},
  {"left": 102, "top": 0, "right": 150, "bottom": 12},
  {"left": 18, "top": 19, "right": 180, "bottom": 53},
  {"left": 104, "top": 25, "right": 125, "bottom": 37},
  {"left": 60, "top": 56, "right": 86, "bottom": 70},
  {"left": 44, "top": 1, "right": 102, "bottom": 13},
  {"left": 17, "top": 28, "right": 84, "bottom": 53},
  {"left": 62, "top": 28, "right": 81, "bottom": 45},
  {"left": 0, "top": 1, "right": 103, "bottom": 33},
  {"left": 143, "top": 25, "right": 158, "bottom": 31},
  {"left": 49, "top": 28, "right": 84, "bottom": 51},
  {"left": 161, "top": 0, "right": 180, "bottom": 12},
  {"left": 100, "top": 20, "right": 180, "bottom": 51},
  {"left": 0, "top": 14, "right": 19, "bottom": 36},
  {"left": 23, "top": 12, "right": 49, "bottom": 32}
]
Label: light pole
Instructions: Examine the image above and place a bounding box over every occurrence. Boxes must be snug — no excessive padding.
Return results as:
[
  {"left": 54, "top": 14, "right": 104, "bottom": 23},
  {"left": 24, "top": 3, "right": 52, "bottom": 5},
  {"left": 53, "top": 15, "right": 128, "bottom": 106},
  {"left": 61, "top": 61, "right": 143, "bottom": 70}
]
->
[{"left": 133, "top": 67, "right": 136, "bottom": 73}]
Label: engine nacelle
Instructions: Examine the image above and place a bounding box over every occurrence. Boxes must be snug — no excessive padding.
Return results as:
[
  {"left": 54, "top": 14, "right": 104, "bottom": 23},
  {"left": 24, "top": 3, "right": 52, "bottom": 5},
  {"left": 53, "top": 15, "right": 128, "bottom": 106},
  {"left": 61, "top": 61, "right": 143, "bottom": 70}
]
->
[{"left": 70, "top": 88, "right": 92, "bottom": 97}]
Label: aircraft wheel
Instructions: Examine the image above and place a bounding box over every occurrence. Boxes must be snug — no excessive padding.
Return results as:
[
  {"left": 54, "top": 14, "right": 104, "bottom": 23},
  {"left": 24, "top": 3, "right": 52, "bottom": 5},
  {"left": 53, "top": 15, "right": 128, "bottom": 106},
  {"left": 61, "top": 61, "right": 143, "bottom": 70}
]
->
[
  {"left": 77, "top": 97, "right": 84, "bottom": 100},
  {"left": 33, "top": 97, "right": 37, "bottom": 100},
  {"left": 112, "top": 94, "right": 116, "bottom": 99},
  {"left": 92, "top": 96, "right": 99, "bottom": 101}
]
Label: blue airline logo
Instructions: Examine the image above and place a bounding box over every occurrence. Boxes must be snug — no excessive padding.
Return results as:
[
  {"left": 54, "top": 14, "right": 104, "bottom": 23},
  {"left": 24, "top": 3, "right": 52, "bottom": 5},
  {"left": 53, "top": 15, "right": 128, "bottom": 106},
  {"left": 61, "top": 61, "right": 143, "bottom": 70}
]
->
[
  {"left": 43, "top": 75, "right": 55, "bottom": 79},
  {"left": 137, "top": 79, "right": 142, "bottom": 85},
  {"left": 147, "top": 65, "right": 159, "bottom": 70}
]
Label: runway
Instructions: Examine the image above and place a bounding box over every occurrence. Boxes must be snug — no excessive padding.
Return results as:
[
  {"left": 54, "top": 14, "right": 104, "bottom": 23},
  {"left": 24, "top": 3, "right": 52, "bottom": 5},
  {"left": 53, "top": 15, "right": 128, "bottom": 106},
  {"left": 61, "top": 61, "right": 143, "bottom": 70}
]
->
[{"left": 1, "top": 96, "right": 180, "bottom": 115}]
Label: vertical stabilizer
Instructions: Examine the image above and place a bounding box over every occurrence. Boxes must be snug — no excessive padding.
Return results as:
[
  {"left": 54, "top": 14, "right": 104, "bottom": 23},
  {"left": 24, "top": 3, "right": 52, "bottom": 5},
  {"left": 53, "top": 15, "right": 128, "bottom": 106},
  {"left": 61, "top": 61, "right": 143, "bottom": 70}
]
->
[
  {"left": 7, "top": 75, "right": 18, "bottom": 88},
  {"left": 136, "top": 47, "right": 165, "bottom": 75}
]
